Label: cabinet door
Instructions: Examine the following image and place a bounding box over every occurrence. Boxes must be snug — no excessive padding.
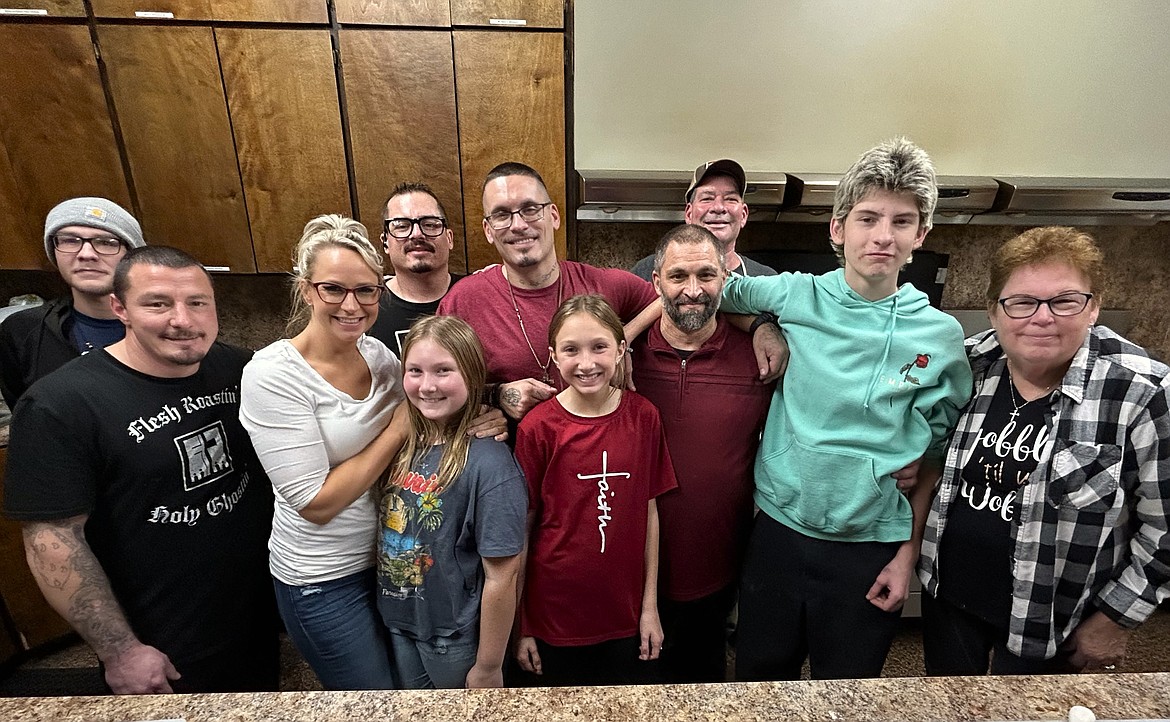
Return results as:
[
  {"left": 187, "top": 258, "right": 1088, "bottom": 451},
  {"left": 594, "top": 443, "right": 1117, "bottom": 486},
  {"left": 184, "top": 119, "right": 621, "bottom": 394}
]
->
[
  {"left": 335, "top": 0, "right": 449, "bottom": 26},
  {"left": 98, "top": 25, "right": 255, "bottom": 272},
  {"left": 0, "top": 0, "right": 85, "bottom": 16},
  {"left": 453, "top": 31, "right": 565, "bottom": 271},
  {"left": 90, "top": 0, "right": 326, "bottom": 23},
  {"left": 217, "top": 29, "right": 351, "bottom": 273},
  {"left": 340, "top": 30, "right": 465, "bottom": 272},
  {"left": 450, "top": 0, "right": 562, "bottom": 29},
  {"left": 0, "top": 24, "right": 130, "bottom": 271}
]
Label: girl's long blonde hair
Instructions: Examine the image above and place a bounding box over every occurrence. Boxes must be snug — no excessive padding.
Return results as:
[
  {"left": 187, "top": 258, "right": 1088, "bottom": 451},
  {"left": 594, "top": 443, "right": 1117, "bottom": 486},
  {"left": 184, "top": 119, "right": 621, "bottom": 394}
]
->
[{"left": 385, "top": 315, "right": 486, "bottom": 495}]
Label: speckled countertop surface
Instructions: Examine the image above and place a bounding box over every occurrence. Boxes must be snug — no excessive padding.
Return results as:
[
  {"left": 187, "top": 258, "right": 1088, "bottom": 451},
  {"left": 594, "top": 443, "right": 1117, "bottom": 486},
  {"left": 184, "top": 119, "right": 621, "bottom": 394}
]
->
[{"left": 1, "top": 674, "right": 1167, "bottom": 722}]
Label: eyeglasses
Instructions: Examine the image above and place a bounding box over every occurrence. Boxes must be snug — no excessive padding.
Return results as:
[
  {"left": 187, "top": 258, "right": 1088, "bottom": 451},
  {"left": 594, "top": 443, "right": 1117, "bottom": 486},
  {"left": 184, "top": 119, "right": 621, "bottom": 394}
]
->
[
  {"left": 484, "top": 202, "right": 552, "bottom": 230},
  {"left": 998, "top": 292, "right": 1094, "bottom": 319},
  {"left": 310, "top": 282, "right": 384, "bottom": 306},
  {"left": 52, "top": 234, "right": 125, "bottom": 255},
  {"left": 383, "top": 216, "right": 447, "bottom": 239}
]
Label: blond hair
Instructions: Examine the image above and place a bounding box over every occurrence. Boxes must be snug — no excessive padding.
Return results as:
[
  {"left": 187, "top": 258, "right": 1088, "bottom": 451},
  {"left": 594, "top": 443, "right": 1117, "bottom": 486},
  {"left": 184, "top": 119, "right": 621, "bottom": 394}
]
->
[{"left": 286, "top": 214, "right": 383, "bottom": 336}]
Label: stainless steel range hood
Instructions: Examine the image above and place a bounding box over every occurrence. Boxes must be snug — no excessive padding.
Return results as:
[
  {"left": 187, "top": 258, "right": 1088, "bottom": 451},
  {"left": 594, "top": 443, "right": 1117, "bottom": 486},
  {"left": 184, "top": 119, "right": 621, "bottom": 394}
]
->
[
  {"left": 576, "top": 170, "right": 1170, "bottom": 226},
  {"left": 969, "top": 177, "right": 1170, "bottom": 225}
]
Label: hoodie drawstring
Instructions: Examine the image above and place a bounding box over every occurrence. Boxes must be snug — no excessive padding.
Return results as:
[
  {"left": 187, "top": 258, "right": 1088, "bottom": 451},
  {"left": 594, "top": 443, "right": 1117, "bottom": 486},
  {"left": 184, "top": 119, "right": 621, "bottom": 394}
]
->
[{"left": 863, "top": 293, "right": 899, "bottom": 412}]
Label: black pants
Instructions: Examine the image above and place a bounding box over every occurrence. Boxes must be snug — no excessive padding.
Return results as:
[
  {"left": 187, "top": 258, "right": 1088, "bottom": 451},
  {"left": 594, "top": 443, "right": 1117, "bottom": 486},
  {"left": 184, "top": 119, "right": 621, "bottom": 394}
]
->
[
  {"left": 735, "top": 513, "right": 903, "bottom": 681},
  {"left": 921, "top": 593, "right": 1070, "bottom": 675},
  {"left": 512, "top": 635, "right": 659, "bottom": 687},
  {"left": 659, "top": 584, "right": 736, "bottom": 683}
]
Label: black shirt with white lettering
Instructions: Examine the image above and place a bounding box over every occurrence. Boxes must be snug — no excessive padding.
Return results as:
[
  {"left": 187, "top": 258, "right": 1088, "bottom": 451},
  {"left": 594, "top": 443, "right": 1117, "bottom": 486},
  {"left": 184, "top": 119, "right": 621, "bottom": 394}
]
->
[
  {"left": 937, "top": 374, "right": 1053, "bottom": 627},
  {"left": 4, "top": 344, "right": 277, "bottom": 668}
]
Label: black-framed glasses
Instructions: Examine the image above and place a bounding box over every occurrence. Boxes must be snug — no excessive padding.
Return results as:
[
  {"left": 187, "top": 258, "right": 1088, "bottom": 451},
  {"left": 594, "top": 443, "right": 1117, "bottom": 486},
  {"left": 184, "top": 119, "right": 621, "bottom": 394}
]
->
[
  {"left": 998, "top": 292, "right": 1094, "bottom": 319},
  {"left": 484, "top": 202, "right": 551, "bottom": 230},
  {"left": 52, "top": 234, "right": 124, "bottom": 255},
  {"left": 383, "top": 216, "right": 447, "bottom": 239},
  {"left": 310, "top": 282, "right": 384, "bottom": 306}
]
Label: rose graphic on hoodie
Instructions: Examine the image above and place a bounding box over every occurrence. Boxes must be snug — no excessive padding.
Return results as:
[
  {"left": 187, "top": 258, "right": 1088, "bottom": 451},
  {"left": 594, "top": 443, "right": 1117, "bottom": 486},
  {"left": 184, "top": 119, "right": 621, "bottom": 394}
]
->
[{"left": 899, "top": 353, "right": 930, "bottom": 385}]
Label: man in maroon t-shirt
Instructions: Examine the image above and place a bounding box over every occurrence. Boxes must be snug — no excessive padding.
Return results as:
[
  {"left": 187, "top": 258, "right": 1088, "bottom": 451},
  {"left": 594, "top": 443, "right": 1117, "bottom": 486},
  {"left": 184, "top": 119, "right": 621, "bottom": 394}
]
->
[
  {"left": 438, "top": 162, "right": 661, "bottom": 420},
  {"left": 633, "top": 224, "right": 774, "bottom": 683}
]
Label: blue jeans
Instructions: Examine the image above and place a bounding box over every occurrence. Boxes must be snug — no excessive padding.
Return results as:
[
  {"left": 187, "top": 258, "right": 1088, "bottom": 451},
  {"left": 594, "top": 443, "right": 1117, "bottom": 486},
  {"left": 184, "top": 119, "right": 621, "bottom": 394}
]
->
[
  {"left": 388, "top": 628, "right": 479, "bottom": 689},
  {"left": 273, "top": 570, "right": 396, "bottom": 690}
]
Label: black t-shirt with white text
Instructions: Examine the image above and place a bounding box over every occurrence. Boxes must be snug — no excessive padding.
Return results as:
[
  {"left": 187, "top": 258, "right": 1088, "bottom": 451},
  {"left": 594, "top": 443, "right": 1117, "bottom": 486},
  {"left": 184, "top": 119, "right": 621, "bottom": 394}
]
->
[
  {"left": 4, "top": 343, "right": 276, "bottom": 667},
  {"left": 938, "top": 375, "right": 1053, "bottom": 627}
]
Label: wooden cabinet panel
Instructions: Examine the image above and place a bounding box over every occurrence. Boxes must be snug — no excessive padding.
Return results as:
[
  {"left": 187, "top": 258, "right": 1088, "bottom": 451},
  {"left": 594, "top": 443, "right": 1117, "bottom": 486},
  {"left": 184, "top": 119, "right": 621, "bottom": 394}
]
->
[
  {"left": 0, "top": 449, "right": 73, "bottom": 650},
  {"left": 340, "top": 30, "right": 465, "bottom": 272},
  {"left": 98, "top": 25, "right": 255, "bottom": 272},
  {"left": 217, "top": 29, "right": 351, "bottom": 273},
  {"left": 335, "top": 0, "right": 449, "bottom": 26},
  {"left": 0, "top": 0, "right": 85, "bottom": 16},
  {"left": 0, "top": 24, "right": 130, "bottom": 271},
  {"left": 451, "top": 0, "right": 562, "bottom": 29},
  {"left": 453, "top": 31, "right": 565, "bottom": 270},
  {"left": 90, "top": 0, "right": 327, "bottom": 23}
]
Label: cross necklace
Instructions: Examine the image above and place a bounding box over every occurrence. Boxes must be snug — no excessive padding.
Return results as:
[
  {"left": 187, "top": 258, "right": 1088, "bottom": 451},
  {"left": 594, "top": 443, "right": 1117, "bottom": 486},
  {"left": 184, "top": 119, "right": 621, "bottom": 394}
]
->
[
  {"left": 1006, "top": 366, "right": 1055, "bottom": 421},
  {"left": 504, "top": 264, "right": 563, "bottom": 386}
]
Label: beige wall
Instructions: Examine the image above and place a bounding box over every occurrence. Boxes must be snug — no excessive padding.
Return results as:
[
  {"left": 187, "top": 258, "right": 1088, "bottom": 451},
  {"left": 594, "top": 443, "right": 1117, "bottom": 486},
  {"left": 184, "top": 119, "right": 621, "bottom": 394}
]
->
[{"left": 575, "top": 0, "right": 1170, "bottom": 177}]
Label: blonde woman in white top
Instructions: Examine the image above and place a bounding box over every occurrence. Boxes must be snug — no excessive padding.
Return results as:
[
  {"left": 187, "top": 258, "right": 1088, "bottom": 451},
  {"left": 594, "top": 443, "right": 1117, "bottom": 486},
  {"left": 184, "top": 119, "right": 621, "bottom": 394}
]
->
[{"left": 240, "top": 215, "right": 503, "bottom": 689}]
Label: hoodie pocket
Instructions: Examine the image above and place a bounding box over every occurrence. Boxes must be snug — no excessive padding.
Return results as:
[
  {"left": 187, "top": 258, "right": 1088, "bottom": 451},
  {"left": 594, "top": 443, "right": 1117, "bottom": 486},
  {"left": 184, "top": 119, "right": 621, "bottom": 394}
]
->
[{"left": 763, "top": 439, "right": 885, "bottom": 535}]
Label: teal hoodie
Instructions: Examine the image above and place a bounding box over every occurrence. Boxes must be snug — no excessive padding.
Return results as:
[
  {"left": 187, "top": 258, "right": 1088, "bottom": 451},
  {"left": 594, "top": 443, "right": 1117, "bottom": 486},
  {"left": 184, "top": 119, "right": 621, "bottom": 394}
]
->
[{"left": 722, "top": 268, "right": 973, "bottom": 543}]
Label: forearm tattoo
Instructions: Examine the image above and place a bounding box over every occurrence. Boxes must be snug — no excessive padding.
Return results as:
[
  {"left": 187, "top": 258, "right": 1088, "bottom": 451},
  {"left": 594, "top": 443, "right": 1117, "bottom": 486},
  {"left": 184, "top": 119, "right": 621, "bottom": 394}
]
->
[{"left": 23, "top": 521, "right": 135, "bottom": 658}]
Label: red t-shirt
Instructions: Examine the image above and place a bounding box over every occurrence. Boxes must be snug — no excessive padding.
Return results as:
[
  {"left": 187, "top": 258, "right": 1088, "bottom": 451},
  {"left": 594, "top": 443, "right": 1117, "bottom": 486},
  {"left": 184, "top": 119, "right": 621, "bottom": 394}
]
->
[
  {"left": 514, "top": 392, "right": 678, "bottom": 646},
  {"left": 437, "top": 261, "right": 657, "bottom": 388}
]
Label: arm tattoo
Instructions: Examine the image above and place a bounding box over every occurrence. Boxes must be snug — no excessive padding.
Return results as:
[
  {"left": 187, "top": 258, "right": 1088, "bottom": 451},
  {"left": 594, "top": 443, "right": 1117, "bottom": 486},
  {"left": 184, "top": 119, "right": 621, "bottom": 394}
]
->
[
  {"left": 501, "top": 387, "right": 522, "bottom": 411},
  {"left": 23, "top": 520, "right": 136, "bottom": 658}
]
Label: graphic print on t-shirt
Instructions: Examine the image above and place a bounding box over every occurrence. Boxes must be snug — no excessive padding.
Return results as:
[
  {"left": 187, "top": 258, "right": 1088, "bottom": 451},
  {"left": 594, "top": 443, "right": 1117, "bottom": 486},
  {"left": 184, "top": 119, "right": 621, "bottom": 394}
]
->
[
  {"left": 576, "top": 450, "right": 630, "bottom": 553},
  {"left": 378, "top": 470, "right": 443, "bottom": 599},
  {"left": 174, "top": 421, "right": 234, "bottom": 491}
]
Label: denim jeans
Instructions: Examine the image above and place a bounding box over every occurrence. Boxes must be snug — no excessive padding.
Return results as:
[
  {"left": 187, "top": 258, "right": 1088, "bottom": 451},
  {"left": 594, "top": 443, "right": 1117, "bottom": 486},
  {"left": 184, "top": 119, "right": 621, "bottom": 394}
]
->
[
  {"left": 388, "top": 628, "right": 479, "bottom": 689},
  {"left": 273, "top": 570, "right": 396, "bottom": 690}
]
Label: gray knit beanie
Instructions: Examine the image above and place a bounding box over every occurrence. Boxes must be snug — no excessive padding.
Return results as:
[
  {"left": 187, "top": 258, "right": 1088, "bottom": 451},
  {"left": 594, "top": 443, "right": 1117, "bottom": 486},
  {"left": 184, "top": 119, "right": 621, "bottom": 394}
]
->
[{"left": 43, "top": 197, "right": 146, "bottom": 264}]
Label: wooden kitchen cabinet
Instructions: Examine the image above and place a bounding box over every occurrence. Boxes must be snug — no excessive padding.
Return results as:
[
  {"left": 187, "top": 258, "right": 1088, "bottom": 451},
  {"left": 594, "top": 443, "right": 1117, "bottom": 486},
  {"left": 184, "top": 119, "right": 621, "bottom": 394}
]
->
[
  {"left": 97, "top": 25, "right": 255, "bottom": 272},
  {"left": 0, "top": 24, "right": 130, "bottom": 271},
  {"left": 451, "top": 0, "right": 563, "bottom": 29},
  {"left": 89, "top": 0, "right": 327, "bottom": 23},
  {"left": 217, "top": 28, "right": 351, "bottom": 273},
  {"left": 453, "top": 30, "right": 566, "bottom": 270},
  {"left": 339, "top": 29, "right": 466, "bottom": 272},
  {"left": 0, "top": 448, "right": 74, "bottom": 652},
  {"left": 0, "top": 0, "right": 85, "bottom": 16},
  {"left": 334, "top": 0, "right": 449, "bottom": 26}
]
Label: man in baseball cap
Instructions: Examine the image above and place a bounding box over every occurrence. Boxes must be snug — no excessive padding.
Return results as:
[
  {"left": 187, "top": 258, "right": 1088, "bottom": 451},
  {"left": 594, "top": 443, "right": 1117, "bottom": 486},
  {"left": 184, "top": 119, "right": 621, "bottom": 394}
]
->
[
  {"left": 0, "top": 197, "right": 146, "bottom": 406},
  {"left": 631, "top": 158, "right": 777, "bottom": 281}
]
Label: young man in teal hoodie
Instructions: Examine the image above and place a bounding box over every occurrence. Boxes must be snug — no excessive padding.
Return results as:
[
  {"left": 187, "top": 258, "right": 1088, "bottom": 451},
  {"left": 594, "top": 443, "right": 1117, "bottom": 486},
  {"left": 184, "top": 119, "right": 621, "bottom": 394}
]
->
[{"left": 724, "top": 137, "right": 973, "bottom": 680}]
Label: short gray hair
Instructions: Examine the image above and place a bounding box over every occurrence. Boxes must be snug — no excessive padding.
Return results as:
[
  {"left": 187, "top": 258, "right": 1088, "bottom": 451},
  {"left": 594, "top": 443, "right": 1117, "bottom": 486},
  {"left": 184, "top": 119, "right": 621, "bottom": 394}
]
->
[{"left": 653, "top": 224, "right": 726, "bottom": 275}]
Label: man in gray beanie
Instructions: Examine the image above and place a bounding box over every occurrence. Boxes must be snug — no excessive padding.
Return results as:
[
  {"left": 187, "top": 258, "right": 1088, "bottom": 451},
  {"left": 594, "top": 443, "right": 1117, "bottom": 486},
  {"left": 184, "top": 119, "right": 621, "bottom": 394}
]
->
[{"left": 0, "top": 197, "right": 146, "bottom": 407}]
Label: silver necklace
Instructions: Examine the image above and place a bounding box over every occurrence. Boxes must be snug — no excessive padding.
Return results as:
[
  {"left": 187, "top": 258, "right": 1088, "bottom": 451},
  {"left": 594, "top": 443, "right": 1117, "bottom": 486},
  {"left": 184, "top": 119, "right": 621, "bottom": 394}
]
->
[
  {"left": 504, "top": 265, "right": 563, "bottom": 385},
  {"left": 1006, "top": 367, "right": 1055, "bottom": 422}
]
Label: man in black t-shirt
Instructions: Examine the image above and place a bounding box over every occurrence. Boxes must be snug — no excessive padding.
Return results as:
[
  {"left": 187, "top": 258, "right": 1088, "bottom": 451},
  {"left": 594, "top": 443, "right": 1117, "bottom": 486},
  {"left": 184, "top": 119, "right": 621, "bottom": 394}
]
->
[
  {"left": 3, "top": 246, "right": 278, "bottom": 695},
  {"left": 367, "top": 182, "right": 462, "bottom": 356}
]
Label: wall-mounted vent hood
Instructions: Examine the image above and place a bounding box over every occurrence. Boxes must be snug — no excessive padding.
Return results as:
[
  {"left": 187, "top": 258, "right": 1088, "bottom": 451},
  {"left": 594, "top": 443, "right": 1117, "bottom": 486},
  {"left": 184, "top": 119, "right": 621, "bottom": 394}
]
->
[
  {"left": 777, "top": 174, "right": 999, "bottom": 225},
  {"left": 576, "top": 170, "right": 1170, "bottom": 226},
  {"left": 969, "top": 177, "right": 1170, "bottom": 226},
  {"left": 577, "top": 169, "right": 787, "bottom": 223}
]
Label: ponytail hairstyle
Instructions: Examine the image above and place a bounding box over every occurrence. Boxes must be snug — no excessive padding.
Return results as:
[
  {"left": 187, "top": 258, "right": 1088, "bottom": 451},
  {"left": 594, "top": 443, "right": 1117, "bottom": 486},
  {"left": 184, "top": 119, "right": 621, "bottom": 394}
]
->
[
  {"left": 385, "top": 315, "right": 486, "bottom": 495},
  {"left": 286, "top": 214, "right": 383, "bottom": 336}
]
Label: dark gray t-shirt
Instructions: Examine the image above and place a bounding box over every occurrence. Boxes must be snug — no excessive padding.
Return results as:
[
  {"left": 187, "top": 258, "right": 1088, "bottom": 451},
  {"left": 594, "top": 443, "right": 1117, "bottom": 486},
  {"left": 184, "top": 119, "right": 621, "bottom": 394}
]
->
[{"left": 376, "top": 436, "right": 527, "bottom": 639}]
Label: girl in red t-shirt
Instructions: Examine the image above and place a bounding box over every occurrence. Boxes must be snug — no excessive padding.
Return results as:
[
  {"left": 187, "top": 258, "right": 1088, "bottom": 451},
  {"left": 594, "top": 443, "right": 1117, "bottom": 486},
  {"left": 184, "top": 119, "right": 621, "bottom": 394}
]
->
[{"left": 514, "top": 294, "right": 677, "bottom": 686}]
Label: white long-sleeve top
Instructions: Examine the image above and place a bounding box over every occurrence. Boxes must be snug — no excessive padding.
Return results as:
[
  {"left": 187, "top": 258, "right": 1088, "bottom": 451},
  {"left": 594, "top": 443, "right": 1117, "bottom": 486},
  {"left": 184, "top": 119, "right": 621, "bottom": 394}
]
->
[{"left": 240, "top": 336, "right": 403, "bottom": 585}]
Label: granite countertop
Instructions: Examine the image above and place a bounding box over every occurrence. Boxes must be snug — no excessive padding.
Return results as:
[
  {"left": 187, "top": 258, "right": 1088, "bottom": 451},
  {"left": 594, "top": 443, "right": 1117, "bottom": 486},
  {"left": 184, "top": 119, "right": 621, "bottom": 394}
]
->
[{"left": 1, "top": 673, "right": 1167, "bottom": 722}]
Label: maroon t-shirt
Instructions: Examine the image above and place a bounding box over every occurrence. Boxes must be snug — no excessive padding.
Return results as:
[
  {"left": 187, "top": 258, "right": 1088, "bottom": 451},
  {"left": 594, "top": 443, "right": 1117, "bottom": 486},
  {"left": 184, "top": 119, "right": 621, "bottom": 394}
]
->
[
  {"left": 437, "top": 261, "right": 657, "bottom": 388},
  {"left": 515, "top": 392, "right": 678, "bottom": 646}
]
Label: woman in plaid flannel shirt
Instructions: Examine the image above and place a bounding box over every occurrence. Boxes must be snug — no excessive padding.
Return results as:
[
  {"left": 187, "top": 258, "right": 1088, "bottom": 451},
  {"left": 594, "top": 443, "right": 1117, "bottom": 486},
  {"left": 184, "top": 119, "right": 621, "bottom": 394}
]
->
[{"left": 918, "top": 226, "right": 1170, "bottom": 675}]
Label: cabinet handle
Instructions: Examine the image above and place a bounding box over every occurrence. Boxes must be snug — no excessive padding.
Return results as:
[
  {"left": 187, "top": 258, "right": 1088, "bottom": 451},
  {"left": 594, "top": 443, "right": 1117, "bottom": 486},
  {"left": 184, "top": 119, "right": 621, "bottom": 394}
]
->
[
  {"left": 134, "top": 10, "right": 175, "bottom": 18},
  {"left": 488, "top": 18, "right": 527, "bottom": 26},
  {"left": 204, "top": 266, "right": 231, "bottom": 273},
  {"left": 0, "top": 8, "right": 49, "bottom": 15}
]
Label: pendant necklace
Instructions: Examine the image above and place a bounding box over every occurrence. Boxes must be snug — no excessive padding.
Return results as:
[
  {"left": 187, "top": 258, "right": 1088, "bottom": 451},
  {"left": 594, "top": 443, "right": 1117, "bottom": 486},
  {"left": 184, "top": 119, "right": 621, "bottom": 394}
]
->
[
  {"left": 1006, "top": 366, "right": 1055, "bottom": 422},
  {"left": 504, "top": 264, "right": 563, "bottom": 385}
]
